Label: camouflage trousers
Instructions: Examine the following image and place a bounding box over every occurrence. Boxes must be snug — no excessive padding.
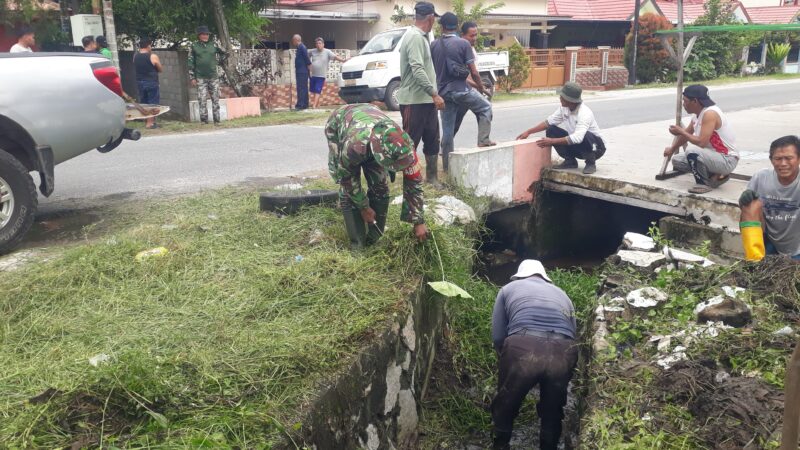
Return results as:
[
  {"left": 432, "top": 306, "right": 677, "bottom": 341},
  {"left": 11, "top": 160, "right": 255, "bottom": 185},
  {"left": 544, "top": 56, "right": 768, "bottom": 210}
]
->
[
  {"left": 338, "top": 157, "right": 390, "bottom": 210},
  {"left": 197, "top": 78, "right": 220, "bottom": 123}
]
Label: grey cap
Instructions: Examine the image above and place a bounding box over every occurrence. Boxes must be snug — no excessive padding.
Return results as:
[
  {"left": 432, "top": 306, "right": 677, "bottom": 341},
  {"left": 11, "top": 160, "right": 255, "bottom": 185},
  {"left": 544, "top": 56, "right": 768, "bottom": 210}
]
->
[
  {"left": 558, "top": 82, "right": 583, "bottom": 104},
  {"left": 196, "top": 25, "right": 210, "bottom": 35}
]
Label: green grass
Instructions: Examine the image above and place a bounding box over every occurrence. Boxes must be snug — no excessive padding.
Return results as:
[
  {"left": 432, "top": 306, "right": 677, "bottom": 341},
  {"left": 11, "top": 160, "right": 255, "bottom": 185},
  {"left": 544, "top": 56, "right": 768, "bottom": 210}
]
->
[
  {"left": 129, "top": 109, "right": 329, "bottom": 136},
  {"left": 629, "top": 72, "right": 800, "bottom": 90},
  {"left": 0, "top": 182, "right": 477, "bottom": 448},
  {"left": 492, "top": 91, "right": 555, "bottom": 102}
]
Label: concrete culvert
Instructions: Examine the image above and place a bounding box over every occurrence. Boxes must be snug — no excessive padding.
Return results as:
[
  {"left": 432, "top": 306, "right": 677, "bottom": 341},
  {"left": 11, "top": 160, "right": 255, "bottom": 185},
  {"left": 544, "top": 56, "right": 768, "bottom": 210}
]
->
[{"left": 259, "top": 190, "right": 338, "bottom": 215}]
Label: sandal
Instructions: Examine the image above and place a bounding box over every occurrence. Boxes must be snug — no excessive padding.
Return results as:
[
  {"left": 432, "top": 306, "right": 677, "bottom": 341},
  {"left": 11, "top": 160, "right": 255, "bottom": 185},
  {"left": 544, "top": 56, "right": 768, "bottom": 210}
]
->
[{"left": 688, "top": 184, "right": 713, "bottom": 194}]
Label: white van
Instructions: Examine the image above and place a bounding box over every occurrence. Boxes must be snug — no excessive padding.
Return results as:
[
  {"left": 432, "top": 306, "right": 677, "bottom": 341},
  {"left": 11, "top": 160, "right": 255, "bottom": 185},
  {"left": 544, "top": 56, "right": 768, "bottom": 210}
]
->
[{"left": 338, "top": 26, "right": 509, "bottom": 111}]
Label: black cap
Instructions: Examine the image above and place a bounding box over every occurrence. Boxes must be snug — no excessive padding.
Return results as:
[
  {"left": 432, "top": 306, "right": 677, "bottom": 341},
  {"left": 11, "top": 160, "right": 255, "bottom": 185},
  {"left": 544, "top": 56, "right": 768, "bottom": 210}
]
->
[
  {"left": 683, "top": 84, "right": 715, "bottom": 107},
  {"left": 414, "top": 2, "right": 440, "bottom": 17},
  {"left": 196, "top": 25, "right": 210, "bottom": 34},
  {"left": 439, "top": 12, "right": 458, "bottom": 30}
]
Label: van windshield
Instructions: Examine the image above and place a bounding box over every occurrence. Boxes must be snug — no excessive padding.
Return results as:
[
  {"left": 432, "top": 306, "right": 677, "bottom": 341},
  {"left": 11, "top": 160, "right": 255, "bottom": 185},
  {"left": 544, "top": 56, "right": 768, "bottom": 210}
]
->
[{"left": 359, "top": 29, "right": 407, "bottom": 55}]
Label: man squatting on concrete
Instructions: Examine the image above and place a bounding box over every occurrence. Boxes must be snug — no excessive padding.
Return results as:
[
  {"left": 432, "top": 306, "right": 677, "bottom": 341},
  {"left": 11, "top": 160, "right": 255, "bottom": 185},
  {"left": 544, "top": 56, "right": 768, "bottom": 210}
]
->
[
  {"left": 664, "top": 84, "right": 738, "bottom": 194},
  {"left": 491, "top": 260, "right": 578, "bottom": 450},
  {"left": 189, "top": 26, "right": 227, "bottom": 125},
  {"left": 516, "top": 82, "right": 606, "bottom": 175},
  {"left": 739, "top": 135, "right": 800, "bottom": 262},
  {"left": 325, "top": 104, "right": 429, "bottom": 249},
  {"left": 397, "top": 2, "right": 446, "bottom": 184},
  {"left": 430, "top": 13, "right": 493, "bottom": 172}
]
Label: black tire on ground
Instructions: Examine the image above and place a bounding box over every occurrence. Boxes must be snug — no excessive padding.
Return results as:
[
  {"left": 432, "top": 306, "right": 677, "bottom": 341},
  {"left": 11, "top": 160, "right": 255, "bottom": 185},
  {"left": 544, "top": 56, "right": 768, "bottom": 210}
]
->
[
  {"left": 481, "top": 74, "right": 495, "bottom": 100},
  {"left": 259, "top": 190, "right": 339, "bottom": 215},
  {"left": 0, "top": 149, "right": 37, "bottom": 255},
  {"left": 384, "top": 80, "right": 401, "bottom": 111}
]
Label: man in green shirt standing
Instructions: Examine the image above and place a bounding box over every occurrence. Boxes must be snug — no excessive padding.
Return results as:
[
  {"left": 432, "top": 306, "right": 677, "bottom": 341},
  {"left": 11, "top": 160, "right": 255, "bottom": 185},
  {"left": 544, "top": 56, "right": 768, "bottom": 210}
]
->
[
  {"left": 188, "top": 26, "right": 227, "bottom": 125},
  {"left": 397, "top": 2, "right": 445, "bottom": 185}
]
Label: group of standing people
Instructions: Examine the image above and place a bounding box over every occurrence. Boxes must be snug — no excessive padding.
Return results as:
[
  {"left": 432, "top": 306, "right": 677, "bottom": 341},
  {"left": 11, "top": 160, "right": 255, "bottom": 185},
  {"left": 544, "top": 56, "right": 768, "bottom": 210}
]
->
[{"left": 291, "top": 34, "right": 349, "bottom": 110}]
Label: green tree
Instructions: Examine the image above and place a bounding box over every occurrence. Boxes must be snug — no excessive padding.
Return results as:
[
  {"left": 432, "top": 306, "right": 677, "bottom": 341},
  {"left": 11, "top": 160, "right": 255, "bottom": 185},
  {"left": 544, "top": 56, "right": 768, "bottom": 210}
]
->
[
  {"left": 1, "top": 0, "right": 68, "bottom": 50},
  {"left": 624, "top": 13, "right": 676, "bottom": 83},
  {"left": 684, "top": 0, "right": 751, "bottom": 81},
  {"left": 450, "top": 0, "right": 503, "bottom": 49},
  {"left": 496, "top": 42, "right": 529, "bottom": 93},
  {"left": 82, "top": 0, "right": 270, "bottom": 47}
]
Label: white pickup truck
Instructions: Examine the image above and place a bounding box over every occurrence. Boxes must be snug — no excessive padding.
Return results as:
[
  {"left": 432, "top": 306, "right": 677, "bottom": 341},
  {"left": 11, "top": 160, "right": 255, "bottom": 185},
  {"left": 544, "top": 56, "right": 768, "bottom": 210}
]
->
[
  {"left": 338, "top": 26, "right": 509, "bottom": 110},
  {"left": 0, "top": 52, "right": 140, "bottom": 254}
]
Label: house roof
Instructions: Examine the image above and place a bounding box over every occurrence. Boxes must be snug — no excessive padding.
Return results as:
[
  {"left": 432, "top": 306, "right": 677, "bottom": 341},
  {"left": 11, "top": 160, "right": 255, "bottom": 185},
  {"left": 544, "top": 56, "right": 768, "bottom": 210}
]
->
[
  {"left": 648, "top": 0, "right": 710, "bottom": 23},
  {"left": 746, "top": 5, "right": 800, "bottom": 24},
  {"left": 547, "top": 0, "right": 637, "bottom": 21}
]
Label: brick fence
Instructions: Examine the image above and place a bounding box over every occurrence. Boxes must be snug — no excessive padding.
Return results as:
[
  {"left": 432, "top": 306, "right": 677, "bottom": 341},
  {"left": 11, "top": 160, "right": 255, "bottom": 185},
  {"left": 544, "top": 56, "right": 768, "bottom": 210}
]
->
[{"left": 575, "top": 67, "right": 629, "bottom": 90}]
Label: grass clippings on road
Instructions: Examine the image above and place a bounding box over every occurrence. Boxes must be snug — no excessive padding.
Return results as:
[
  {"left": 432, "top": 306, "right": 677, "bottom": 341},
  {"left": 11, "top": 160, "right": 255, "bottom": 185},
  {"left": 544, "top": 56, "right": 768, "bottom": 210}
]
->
[
  {"left": 129, "top": 109, "right": 330, "bottom": 136},
  {"left": 0, "top": 182, "right": 477, "bottom": 448}
]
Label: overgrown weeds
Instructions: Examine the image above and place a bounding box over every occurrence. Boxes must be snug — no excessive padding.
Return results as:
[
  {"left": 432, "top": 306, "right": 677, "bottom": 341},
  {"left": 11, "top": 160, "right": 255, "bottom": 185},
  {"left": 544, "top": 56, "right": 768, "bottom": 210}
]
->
[{"left": 0, "top": 182, "right": 476, "bottom": 447}]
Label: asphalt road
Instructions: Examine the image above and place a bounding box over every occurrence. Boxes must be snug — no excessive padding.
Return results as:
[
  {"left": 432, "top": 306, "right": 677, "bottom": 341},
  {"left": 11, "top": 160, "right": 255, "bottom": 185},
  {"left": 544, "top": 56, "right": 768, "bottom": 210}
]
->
[{"left": 41, "top": 79, "right": 800, "bottom": 210}]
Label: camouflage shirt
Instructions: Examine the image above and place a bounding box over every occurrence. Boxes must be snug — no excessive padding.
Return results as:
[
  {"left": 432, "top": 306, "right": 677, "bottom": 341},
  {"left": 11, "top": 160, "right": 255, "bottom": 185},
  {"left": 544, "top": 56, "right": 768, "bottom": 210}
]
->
[{"left": 325, "top": 104, "right": 425, "bottom": 225}]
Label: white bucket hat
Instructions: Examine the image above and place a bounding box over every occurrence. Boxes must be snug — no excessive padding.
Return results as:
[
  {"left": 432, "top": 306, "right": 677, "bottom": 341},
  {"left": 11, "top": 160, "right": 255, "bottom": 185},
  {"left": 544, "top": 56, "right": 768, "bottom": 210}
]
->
[{"left": 510, "top": 259, "right": 552, "bottom": 282}]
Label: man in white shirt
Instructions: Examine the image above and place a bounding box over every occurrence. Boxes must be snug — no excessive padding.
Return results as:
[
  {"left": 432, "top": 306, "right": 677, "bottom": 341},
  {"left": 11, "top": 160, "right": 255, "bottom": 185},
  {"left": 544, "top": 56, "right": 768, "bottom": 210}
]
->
[
  {"left": 664, "top": 84, "right": 738, "bottom": 194},
  {"left": 10, "top": 27, "right": 34, "bottom": 53},
  {"left": 517, "top": 82, "right": 605, "bottom": 174}
]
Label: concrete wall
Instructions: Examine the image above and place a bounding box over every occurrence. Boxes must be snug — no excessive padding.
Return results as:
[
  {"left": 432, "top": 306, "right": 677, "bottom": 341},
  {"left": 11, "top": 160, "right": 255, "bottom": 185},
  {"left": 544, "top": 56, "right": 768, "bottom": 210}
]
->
[
  {"left": 286, "top": 282, "right": 446, "bottom": 449},
  {"left": 449, "top": 139, "right": 552, "bottom": 205},
  {"left": 120, "top": 50, "right": 191, "bottom": 120}
]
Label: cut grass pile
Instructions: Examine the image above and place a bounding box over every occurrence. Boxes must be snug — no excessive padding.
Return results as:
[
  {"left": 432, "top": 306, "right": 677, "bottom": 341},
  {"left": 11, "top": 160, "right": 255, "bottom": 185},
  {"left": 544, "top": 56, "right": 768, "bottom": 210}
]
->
[
  {"left": 582, "top": 257, "right": 798, "bottom": 449},
  {"left": 418, "top": 265, "right": 600, "bottom": 448},
  {"left": 0, "top": 182, "right": 476, "bottom": 448},
  {"left": 129, "top": 109, "right": 329, "bottom": 136}
]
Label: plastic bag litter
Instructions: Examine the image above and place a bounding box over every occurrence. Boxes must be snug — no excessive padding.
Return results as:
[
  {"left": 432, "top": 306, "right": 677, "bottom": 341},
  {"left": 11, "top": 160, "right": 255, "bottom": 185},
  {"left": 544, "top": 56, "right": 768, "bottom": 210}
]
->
[{"left": 431, "top": 196, "right": 476, "bottom": 226}]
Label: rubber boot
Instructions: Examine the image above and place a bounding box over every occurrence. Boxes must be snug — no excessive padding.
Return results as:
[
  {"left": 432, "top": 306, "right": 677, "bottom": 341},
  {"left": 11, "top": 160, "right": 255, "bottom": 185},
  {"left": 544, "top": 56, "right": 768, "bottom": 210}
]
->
[
  {"left": 492, "top": 430, "right": 512, "bottom": 450},
  {"left": 442, "top": 151, "right": 450, "bottom": 173},
  {"left": 740, "top": 221, "right": 765, "bottom": 261},
  {"left": 425, "top": 154, "right": 441, "bottom": 186},
  {"left": 366, "top": 198, "right": 390, "bottom": 246},
  {"left": 342, "top": 209, "right": 367, "bottom": 250}
]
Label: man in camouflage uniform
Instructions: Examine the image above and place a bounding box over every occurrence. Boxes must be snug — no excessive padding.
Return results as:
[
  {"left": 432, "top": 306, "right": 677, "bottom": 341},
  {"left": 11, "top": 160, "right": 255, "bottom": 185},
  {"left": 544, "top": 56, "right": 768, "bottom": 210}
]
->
[
  {"left": 189, "top": 25, "right": 227, "bottom": 124},
  {"left": 326, "top": 104, "right": 428, "bottom": 248}
]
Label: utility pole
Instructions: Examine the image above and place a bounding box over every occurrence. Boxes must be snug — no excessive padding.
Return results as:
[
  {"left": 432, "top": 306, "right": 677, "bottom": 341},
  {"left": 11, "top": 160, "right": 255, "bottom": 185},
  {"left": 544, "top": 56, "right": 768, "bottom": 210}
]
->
[
  {"left": 675, "top": 0, "right": 684, "bottom": 130},
  {"left": 629, "top": 0, "right": 641, "bottom": 85},
  {"left": 94, "top": 0, "right": 119, "bottom": 69}
]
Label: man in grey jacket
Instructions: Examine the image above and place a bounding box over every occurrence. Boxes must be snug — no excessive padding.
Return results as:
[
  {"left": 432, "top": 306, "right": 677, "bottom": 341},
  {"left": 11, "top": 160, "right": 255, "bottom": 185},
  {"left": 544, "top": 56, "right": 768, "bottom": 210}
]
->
[{"left": 491, "top": 259, "right": 578, "bottom": 450}]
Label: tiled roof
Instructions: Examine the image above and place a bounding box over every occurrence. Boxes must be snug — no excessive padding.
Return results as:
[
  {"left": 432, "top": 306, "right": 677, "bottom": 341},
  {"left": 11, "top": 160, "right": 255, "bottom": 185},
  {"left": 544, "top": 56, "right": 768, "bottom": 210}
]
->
[
  {"left": 547, "top": 0, "right": 637, "bottom": 21},
  {"left": 746, "top": 5, "right": 800, "bottom": 24},
  {"left": 655, "top": 0, "right": 710, "bottom": 23}
]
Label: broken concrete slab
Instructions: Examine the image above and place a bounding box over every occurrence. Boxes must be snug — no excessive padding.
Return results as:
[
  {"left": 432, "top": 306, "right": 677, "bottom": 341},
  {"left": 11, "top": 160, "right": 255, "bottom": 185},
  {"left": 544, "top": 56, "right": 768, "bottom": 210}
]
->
[
  {"left": 617, "top": 250, "right": 667, "bottom": 269},
  {"left": 626, "top": 287, "right": 668, "bottom": 310},
  {"left": 663, "top": 246, "right": 715, "bottom": 267},
  {"left": 695, "top": 296, "right": 752, "bottom": 328},
  {"left": 623, "top": 232, "right": 656, "bottom": 251}
]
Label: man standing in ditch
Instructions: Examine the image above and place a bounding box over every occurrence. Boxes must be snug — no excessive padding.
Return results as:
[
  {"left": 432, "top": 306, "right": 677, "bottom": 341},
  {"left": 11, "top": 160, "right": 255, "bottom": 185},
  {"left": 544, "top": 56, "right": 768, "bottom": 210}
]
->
[
  {"left": 431, "top": 13, "right": 493, "bottom": 173},
  {"left": 516, "top": 82, "right": 605, "bottom": 174},
  {"left": 325, "top": 104, "right": 428, "bottom": 249},
  {"left": 491, "top": 259, "right": 578, "bottom": 450},
  {"left": 189, "top": 26, "right": 227, "bottom": 125},
  {"left": 397, "top": 2, "right": 446, "bottom": 184},
  {"left": 663, "top": 85, "right": 739, "bottom": 194},
  {"left": 739, "top": 135, "right": 800, "bottom": 261}
]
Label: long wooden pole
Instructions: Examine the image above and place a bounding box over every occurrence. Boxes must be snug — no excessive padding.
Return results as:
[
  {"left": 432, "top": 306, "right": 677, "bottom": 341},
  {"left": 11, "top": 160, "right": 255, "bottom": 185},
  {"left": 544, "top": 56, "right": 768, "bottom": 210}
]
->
[
  {"left": 781, "top": 341, "right": 800, "bottom": 450},
  {"left": 102, "top": 1, "right": 119, "bottom": 70},
  {"left": 630, "top": 0, "right": 641, "bottom": 85},
  {"left": 675, "top": 0, "right": 684, "bottom": 127}
]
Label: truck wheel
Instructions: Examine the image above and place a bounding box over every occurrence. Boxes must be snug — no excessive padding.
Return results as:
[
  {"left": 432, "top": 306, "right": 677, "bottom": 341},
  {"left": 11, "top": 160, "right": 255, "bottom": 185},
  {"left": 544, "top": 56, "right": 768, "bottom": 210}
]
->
[
  {"left": 481, "top": 74, "right": 495, "bottom": 100},
  {"left": 0, "top": 149, "right": 37, "bottom": 255},
  {"left": 384, "top": 80, "right": 401, "bottom": 111}
]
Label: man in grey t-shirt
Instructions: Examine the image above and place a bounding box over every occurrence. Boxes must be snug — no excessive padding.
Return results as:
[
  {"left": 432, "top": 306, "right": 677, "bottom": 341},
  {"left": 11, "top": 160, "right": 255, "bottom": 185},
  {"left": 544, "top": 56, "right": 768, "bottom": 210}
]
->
[
  {"left": 739, "top": 135, "right": 800, "bottom": 261},
  {"left": 309, "top": 37, "right": 348, "bottom": 109},
  {"left": 491, "top": 260, "right": 578, "bottom": 450}
]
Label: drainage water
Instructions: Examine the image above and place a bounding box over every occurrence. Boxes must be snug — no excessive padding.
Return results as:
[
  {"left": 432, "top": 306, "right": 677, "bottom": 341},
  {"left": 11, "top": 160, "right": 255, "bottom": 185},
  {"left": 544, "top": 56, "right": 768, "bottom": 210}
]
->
[{"left": 473, "top": 192, "right": 672, "bottom": 449}]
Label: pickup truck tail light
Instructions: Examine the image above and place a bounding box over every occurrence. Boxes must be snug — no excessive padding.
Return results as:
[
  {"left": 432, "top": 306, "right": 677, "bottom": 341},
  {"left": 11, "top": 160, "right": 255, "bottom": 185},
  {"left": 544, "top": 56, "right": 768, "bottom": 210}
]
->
[{"left": 92, "top": 66, "right": 124, "bottom": 97}]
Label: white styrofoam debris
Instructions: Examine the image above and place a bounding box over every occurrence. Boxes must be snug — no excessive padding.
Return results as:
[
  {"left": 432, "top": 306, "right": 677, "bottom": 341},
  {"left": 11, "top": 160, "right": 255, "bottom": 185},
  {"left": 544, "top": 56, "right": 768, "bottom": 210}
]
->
[
  {"left": 722, "top": 286, "right": 746, "bottom": 299},
  {"left": 431, "top": 196, "right": 476, "bottom": 226},
  {"left": 626, "top": 287, "right": 668, "bottom": 309},
  {"left": 656, "top": 345, "right": 687, "bottom": 370},
  {"left": 774, "top": 326, "right": 795, "bottom": 336},
  {"left": 275, "top": 183, "right": 305, "bottom": 190},
  {"left": 89, "top": 353, "right": 111, "bottom": 367},
  {"left": 595, "top": 304, "right": 606, "bottom": 322},
  {"left": 715, "top": 371, "right": 731, "bottom": 383},
  {"left": 623, "top": 232, "right": 656, "bottom": 251},
  {"left": 693, "top": 295, "right": 726, "bottom": 315},
  {"left": 617, "top": 250, "right": 666, "bottom": 268},
  {"left": 391, "top": 195, "right": 403, "bottom": 205}
]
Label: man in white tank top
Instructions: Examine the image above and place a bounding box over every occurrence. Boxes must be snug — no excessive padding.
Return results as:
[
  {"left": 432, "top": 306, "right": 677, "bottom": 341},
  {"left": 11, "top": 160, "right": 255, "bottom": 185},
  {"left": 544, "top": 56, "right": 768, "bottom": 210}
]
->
[{"left": 664, "top": 85, "right": 739, "bottom": 194}]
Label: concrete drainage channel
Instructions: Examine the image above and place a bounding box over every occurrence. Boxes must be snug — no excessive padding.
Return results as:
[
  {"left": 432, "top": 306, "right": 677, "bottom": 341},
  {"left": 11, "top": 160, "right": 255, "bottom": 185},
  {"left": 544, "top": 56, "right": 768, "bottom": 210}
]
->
[{"left": 267, "top": 186, "right": 794, "bottom": 449}]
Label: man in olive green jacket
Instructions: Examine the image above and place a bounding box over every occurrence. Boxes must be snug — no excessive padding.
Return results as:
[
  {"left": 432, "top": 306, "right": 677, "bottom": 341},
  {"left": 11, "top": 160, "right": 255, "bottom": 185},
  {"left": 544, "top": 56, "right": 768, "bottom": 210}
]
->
[
  {"left": 397, "top": 2, "right": 445, "bottom": 184},
  {"left": 189, "top": 25, "right": 227, "bottom": 124}
]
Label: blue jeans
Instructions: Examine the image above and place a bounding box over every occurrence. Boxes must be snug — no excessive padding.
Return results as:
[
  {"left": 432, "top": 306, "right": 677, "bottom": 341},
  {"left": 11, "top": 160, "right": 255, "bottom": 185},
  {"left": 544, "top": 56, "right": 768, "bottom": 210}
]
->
[
  {"left": 440, "top": 89, "right": 493, "bottom": 161},
  {"left": 137, "top": 79, "right": 160, "bottom": 104},
  {"left": 765, "top": 237, "right": 800, "bottom": 260}
]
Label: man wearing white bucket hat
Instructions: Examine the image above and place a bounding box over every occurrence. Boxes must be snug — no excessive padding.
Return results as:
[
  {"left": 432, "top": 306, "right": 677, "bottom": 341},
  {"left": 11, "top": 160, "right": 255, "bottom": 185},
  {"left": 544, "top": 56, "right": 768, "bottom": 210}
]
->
[{"left": 490, "top": 259, "right": 578, "bottom": 450}]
